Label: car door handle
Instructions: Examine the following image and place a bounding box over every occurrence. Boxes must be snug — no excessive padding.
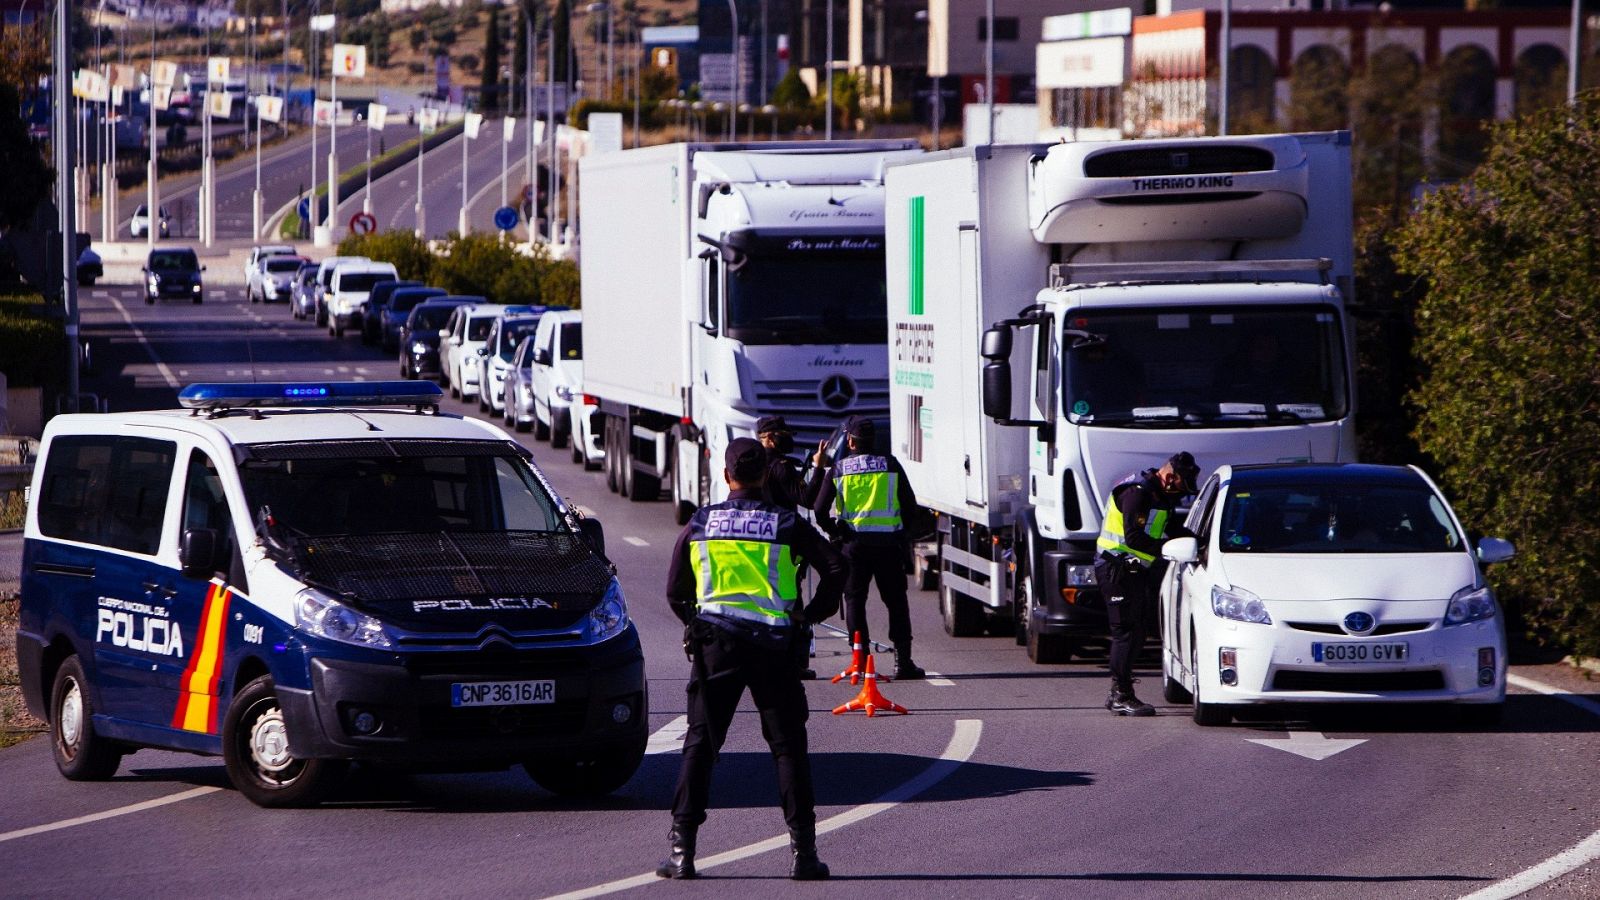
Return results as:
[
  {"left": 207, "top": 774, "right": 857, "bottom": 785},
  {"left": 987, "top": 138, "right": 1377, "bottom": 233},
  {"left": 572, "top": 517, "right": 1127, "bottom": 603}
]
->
[{"left": 142, "top": 581, "right": 178, "bottom": 599}]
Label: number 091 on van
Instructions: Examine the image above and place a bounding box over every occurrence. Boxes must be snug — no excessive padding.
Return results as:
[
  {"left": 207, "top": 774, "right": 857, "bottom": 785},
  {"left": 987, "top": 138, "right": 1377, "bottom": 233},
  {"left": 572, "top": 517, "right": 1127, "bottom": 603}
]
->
[{"left": 15, "top": 382, "right": 646, "bottom": 807}]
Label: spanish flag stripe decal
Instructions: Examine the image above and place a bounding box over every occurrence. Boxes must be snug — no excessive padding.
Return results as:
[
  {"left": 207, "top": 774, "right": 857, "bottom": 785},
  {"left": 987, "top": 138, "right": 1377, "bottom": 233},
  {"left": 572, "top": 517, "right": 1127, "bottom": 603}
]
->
[{"left": 171, "top": 583, "right": 232, "bottom": 734}]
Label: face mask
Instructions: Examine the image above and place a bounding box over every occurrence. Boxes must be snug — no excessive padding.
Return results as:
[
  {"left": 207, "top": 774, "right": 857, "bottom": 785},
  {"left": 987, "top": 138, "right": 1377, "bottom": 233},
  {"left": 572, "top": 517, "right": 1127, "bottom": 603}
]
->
[{"left": 773, "top": 434, "right": 796, "bottom": 455}]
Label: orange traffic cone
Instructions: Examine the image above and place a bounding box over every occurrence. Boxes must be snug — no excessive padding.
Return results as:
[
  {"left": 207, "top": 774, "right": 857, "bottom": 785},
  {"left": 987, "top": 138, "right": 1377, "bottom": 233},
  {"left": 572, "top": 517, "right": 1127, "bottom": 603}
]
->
[
  {"left": 832, "top": 655, "right": 908, "bottom": 717},
  {"left": 831, "top": 632, "right": 866, "bottom": 684}
]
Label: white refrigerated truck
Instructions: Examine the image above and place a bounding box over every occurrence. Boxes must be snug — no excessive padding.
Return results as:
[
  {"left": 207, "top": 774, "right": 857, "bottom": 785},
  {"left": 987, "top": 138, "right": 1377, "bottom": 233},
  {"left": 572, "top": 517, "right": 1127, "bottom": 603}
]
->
[
  {"left": 578, "top": 140, "right": 921, "bottom": 521},
  {"left": 885, "top": 131, "right": 1356, "bottom": 662}
]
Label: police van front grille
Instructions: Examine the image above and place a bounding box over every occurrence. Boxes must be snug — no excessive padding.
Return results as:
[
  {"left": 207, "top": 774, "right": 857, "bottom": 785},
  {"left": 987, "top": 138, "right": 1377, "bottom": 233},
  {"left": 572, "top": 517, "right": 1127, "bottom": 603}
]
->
[
  {"left": 297, "top": 531, "right": 611, "bottom": 606},
  {"left": 418, "top": 701, "right": 588, "bottom": 738}
]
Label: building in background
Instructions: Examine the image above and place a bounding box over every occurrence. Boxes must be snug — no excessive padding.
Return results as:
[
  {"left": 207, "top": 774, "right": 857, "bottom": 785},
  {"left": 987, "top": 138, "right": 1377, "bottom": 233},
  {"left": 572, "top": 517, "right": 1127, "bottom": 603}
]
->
[{"left": 643, "top": 25, "right": 700, "bottom": 97}]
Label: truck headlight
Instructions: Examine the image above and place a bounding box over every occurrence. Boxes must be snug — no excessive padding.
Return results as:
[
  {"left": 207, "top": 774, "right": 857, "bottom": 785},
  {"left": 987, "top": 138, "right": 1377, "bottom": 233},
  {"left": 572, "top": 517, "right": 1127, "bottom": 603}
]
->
[
  {"left": 1445, "top": 585, "right": 1496, "bottom": 625},
  {"left": 295, "top": 588, "right": 392, "bottom": 648},
  {"left": 587, "top": 580, "right": 629, "bottom": 642},
  {"left": 1211, "top": 584, "right": 1271, "bottom": 624}
]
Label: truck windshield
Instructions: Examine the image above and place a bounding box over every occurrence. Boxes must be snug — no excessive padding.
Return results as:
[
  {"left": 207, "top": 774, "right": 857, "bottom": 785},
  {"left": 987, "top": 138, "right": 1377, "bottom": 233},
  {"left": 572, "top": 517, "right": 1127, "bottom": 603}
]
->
[
  {"left": 724, "top": 252, "right": 887, "bottom": 346},
  {"left": 239, "top": 449, "right": 564, "bottom": 537},
  {"left": 1064, "top": 304, "right": 1347, "bottom": 426}
]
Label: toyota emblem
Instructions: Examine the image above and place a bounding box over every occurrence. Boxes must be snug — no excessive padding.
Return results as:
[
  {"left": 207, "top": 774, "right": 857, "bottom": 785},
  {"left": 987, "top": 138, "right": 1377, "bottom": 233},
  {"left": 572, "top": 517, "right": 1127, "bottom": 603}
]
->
[
  {"left": 819, "top": 374, "right": 856, "bottom": 410},
  {"left": 1343, "top": 611, "right": 1375, "bottom": 634}
]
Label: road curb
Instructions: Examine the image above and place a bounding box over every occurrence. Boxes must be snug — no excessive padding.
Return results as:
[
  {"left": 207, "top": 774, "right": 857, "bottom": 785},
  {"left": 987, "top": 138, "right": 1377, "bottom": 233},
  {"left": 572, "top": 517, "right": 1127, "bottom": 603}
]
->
[{"left": 1565, "top": 655, "right": 1600, "bottom": 675}]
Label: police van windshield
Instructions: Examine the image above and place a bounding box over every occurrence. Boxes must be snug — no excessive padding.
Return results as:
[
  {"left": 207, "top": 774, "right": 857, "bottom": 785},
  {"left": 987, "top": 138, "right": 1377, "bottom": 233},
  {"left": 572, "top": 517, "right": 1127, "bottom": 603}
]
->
[
  {"left": 238, "top": 447, "right": 564, "bottom": 537},
  {"left": 1218, "top": 482, "right": 1463, "bottom": 554},
  {"left": 723, "top": 240, "right": 887, "bottom": 346},
  {"left": 1063, "top": 304, "right": 1347, "bottom": 426}
]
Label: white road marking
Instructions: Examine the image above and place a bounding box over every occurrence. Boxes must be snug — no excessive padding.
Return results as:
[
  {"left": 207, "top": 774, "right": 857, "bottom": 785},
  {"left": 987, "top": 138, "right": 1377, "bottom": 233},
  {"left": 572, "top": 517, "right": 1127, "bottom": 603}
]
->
[
  {"left": 541, "top": 719, "right": 983, "bottom": 900},
  {"left": 0, "top": 786, "right": 221, "bottom": 845},
  {"left": 924, "top": 671, "right": 955, "bottom": 687},
  {"left": 644, "top": 715, "right": 689, "bottom": 755},
  {"left": 104, "top": 294, "right": 180, "bottom": 390},
  {"left": 1244, "top": 730, "right": 1367, "bottom": 760},
  {"left": 622, "top": 536, "right": 648, "bottom": 548},
  {"left": 1507, "top": 673, "right": 1600, "bottom": 718}
]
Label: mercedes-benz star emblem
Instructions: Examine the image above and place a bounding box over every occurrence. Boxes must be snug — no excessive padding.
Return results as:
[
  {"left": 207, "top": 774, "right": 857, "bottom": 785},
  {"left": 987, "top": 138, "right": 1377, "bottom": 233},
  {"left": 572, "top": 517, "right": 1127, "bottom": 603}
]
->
[
  {"left": 1343, "top": 611, "right": 1375, "bottom": 634},
  {"left": 819, "top": 374, "right": 856, "bottom": 410}
]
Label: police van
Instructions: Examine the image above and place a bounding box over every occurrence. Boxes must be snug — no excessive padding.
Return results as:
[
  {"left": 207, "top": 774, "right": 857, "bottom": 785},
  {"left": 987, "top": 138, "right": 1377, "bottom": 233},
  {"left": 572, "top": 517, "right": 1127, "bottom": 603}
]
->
[{"left": 16, "top": 382, "right": 646, "bottom": 807}]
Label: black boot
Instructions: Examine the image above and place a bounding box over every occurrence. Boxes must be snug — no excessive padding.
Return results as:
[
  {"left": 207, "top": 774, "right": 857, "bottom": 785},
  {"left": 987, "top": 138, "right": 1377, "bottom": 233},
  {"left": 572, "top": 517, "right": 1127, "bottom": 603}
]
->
[
  {"left": 655, "top": 822, "right": 698, "bottom": 879},
  {"left": 789, "top": 829, "right": 830, "bottom": 881},
  {"left": 893, "top": 642, "right": 925, "bottom": 681},
  {"left": 1106, "top": 683, "right": 1155, "bottom": 717}
]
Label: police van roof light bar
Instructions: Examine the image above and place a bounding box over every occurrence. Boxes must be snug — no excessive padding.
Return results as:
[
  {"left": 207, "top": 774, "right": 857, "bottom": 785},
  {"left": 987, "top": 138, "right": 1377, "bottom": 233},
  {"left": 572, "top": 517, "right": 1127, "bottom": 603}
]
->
[{"left": 178, "top": 381, "right": 443, "bottom": 416}]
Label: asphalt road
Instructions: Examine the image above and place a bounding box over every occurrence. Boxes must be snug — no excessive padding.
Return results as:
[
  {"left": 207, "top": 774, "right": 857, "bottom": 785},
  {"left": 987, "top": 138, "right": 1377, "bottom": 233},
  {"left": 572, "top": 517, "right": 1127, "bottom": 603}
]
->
[{"left": 2, "top": 278, "right": 1598, "bottom": 898}]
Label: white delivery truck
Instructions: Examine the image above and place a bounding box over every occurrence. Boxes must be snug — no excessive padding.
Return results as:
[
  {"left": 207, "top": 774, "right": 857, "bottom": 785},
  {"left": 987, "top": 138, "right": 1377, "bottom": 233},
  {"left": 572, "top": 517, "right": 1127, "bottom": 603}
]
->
[
  {"left": 885, "top": 132, "right": 1356, "bottom": 662},
  {"left": 578, "top": 140, "right": 922, "bottom": 522}
]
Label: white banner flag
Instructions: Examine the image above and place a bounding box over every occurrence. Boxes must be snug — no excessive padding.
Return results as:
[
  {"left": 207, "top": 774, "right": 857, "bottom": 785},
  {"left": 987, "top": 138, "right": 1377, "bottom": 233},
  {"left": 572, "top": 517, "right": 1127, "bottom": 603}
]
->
[
  {"left": 153, "top": 84, "right": 172, "bottom": 111},
  {"left": 367, "top": 102, "right": 388, "bottom": 130},
  {"left": 532, "top": 119, "right": 545, "bottom": 145},
  {"left": 110, "top": 64, "right": 139, "bottom": 89},
  {"left": 418, "top": 106, "right": 440, "bottom": 134},
  {"left": 503, "top": 116, "right": 516, "bottom": 143},
  {"left": 464, "top": 112, "right": 483, "bottom": 140},
  {"left": 73, "top": 69, "right": 110, "bottom": 102},
  {"left": 313, "top": 99, "right": 337, "bottom": 126},
  {"left": 332, "top": 44, "right": 367, "bottom": 79},
  {"left": 257, "top": 95, "right": 284, "bottom": 123},
  {"left": 112, "top": 85, "right": 124, "bottom": 106},
  {"left": 309, "top": 13, "right": 336, "bottom": 32},
  {"left": 151, "top": 59, "right": 178, "bottom": 88},
  {"left": 207, "top": 56, "right": 230, "bottom": 84},
  {"left": 208, "top": 90, "right": 233, "bottom": 119}
]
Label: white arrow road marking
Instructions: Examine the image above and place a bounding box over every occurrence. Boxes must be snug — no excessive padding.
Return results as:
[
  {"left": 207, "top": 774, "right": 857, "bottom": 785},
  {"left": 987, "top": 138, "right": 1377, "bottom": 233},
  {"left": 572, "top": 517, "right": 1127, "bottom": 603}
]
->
[
  {"left": 1245, "top": 730, "right": 1367, "bottom": 760},
  {"left": 542, "top": 719, "right": 984, "bottom": 900},
  {"left": 0, "top": 786, "right": 221, "bottom": 845},
  {"left": 622, "top": 536, "right": 648, "bottom": 547},
  {"left": 644, "top": 715, "right": 689, "bottom": 755}
]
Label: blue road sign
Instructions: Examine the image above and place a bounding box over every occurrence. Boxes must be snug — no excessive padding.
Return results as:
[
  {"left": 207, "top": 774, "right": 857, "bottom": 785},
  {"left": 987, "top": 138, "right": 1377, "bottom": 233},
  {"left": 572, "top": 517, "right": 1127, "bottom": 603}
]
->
[
  {"left": 494, "top": 206, "right": 519, "bottom": 231},
  {"left": 298, "top": 197, "right": 311, "bottom": 221}
]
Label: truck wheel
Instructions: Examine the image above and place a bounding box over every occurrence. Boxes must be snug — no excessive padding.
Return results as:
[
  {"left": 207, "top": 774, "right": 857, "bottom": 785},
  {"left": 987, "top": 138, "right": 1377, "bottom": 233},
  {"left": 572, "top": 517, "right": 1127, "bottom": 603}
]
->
[
  {"left": 571, "top": 416, "right": 587, "bottom": 464},
  {"left": 604, "top": 421, "right": 620, "bottom": 492},
  {"left": 913, "top": 551, "right": 938, "bottom": 592},
  {"left": 50, "top": 656, "right": 124, "bottom": 781},
  {"left": 1189, "top": 627, "right": 1232, "bottom": 727},
  {"left": 1019, "top": 574, "right": 1071, "bottom": 663},
  {"left": 524, "top": 739, "right": 645, "bottom": 798},
  {"left": 223, "top": 675, "right": 347, "bottom": 807},
  {"left": 939, "top": 582, "right": 984, "bottom": 638},
  {"left": 550, "top": 418, "right": 569, "bottom": 448},
  {"left": 534, "top": 410, "right": 551, "bottom": 441}
]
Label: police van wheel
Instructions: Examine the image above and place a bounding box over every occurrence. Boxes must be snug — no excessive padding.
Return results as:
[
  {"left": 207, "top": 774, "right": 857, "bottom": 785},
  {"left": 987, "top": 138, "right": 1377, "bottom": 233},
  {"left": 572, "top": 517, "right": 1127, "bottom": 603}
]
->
[
  {"left": 50, "top": 656, "right": 124, "bottom": 781},
  {"left": 223, "top": 675, "right": 346, "bottom": 808},
  {"left": 524, "top": 740, "right": 646, "bottom": 798}
]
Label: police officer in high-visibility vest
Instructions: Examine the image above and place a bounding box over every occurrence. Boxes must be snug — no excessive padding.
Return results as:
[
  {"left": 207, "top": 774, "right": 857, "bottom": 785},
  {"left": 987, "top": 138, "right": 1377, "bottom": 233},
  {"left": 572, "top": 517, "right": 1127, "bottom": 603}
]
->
[
  {"left": 1095, "top": 451, "right": 1201, "bottom": 716},
  {"left": 658, "top": 438, "right": 846, "bottom": 881},
  {"left": 812, "top": 416, "right": 927, "bottom": 680}
]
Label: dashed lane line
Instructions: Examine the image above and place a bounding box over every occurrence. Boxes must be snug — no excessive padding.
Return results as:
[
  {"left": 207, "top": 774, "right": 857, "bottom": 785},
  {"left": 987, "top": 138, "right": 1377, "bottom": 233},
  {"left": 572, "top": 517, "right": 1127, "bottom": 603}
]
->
[
  {"left": 541, "top": 718, "right": 984, "bottom": 900},
  {"left": 924, "top": 671, "right": 956, "bottom": 687},
  {"left": 644, "top": 715, "right": 689, "bottom": 755},
  {"left": 105, "top": 293, "right": 180, "bottom": 390},
  {"left": 622, "top": 536, "right": 649, "bottom": 548},
  {"left": 0, "top": 787, "right": 222, "bottom": 845}
]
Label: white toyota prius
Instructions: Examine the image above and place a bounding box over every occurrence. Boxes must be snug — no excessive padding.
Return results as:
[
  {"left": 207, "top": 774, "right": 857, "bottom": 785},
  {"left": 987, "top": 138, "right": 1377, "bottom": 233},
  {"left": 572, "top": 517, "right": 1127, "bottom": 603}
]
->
[{"left": 1158, "top": 463, "right": 1513, "bottom": 726}]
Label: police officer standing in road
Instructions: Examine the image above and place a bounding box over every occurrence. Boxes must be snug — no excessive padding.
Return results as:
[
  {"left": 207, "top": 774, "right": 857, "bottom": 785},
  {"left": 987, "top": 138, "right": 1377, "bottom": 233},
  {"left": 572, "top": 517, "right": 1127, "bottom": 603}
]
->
[
  {"left": 756, "top": 415, "right": 819, "bottom": 512},
  {"left": 812, "top": 416, "right": 927, "bottom": 681},
  {"left": 658, "top": 438, "right": 846, "bottom": 882},
  {"left": 1095, "top": 451, "right": 1201, "bottom": 717}
]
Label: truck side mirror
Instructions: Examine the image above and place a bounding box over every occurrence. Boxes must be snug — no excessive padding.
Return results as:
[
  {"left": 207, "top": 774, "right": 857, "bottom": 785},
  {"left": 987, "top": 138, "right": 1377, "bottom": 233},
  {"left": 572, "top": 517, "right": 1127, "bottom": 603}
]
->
[
  {"left": 982, "top": 360, "right": 1012, "bottom": 420},
  {"left": 980, "top": 326, "right": 1012, "bottom": 360},
  {"left": 535, "top": 349, "right": 552, "bottom": 366},
  {"left": 179, "top": 528, "right": 222, "bottom": 579}
]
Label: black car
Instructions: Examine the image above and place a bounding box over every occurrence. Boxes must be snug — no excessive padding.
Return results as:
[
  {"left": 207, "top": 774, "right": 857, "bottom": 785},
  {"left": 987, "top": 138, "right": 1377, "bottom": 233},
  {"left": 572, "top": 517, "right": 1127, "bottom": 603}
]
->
[
  {"left": 143, "top": 248, "right": 204, "bottom": 304},
  {"left": 382, "top": 286, "right": 448, "bottom": 352},
  {"left": 361, "top": 279, "right": 421, "bottom": 345},
  {"left": 400, "top": 297, "right": 480, "bottom": 380}
]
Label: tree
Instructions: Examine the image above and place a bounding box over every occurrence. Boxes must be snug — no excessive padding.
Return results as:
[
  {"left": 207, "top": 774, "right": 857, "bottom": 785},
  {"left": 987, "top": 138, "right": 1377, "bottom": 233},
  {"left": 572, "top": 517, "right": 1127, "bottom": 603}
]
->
[
  {"left": 1391, "top": 95, "right": 1600, "bottom": 660},
  {"left": 409, "top": 26, "right": 426, "bottom": 53},
  {"left": 771, "top": 68, "right": 810, "bottom": 108},
  {"left": 480, "top": 6, "right": 502, "bottom": 113},
  {"left": 0, "top": 84, "right": 51, "bottom": 232}
]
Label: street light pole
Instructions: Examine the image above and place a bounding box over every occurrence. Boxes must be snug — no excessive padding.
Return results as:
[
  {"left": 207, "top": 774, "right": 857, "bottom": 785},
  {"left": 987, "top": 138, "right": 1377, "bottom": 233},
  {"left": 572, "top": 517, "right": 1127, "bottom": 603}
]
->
[
  {"left": 1219, "top": 0, "right": 1231, "bottom": 135},
  {"left": 54, "top": 0, "right": 80, "bottom": 408},
  {"left": 325, "top": 24, "right": 340, "bottom": 245},
  {"left": 147, "top": 14, "right": 156, "bottom": 251},
  {"left": 726, "top": 0, "right": 739, "bottom": 140},
  {"left": 985, "top": 0, "right": 995, "bottom": 145},
  {"left": 824, "top": 0, "right": 833, "bottom": 139}
]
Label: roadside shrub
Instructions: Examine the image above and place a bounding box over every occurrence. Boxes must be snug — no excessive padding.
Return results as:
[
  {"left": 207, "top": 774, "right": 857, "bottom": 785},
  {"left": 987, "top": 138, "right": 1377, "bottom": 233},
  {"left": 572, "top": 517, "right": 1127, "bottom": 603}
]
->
[
  {"left": 336, "top": 230, "right": 435, "bottom": 282},
  {"left": 1392, "top": 93, "right": 1600, "bottom": 659},
  {"left": 0, "top": 291, "right": 64, "bottom": 389}
]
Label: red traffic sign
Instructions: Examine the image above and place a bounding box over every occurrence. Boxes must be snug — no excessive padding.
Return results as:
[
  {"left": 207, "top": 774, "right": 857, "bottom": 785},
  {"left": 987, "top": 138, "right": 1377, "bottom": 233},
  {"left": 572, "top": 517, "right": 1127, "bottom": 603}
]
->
[{"left": 349, "top": 211, "right": 377, "bottom": 235}]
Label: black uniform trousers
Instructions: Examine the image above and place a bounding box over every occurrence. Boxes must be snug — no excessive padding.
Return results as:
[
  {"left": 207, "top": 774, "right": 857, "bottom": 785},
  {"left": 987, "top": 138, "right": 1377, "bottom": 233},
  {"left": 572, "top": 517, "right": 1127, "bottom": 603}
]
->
[
  {"left": 671, "top": 621, "right": 816, "bottom": 832},
  {"left": 1097, "top": 555, "right": 1158, "bottom": 691},
  {"left": 842, "top": 542, "right": 911, "bottom": 647}
]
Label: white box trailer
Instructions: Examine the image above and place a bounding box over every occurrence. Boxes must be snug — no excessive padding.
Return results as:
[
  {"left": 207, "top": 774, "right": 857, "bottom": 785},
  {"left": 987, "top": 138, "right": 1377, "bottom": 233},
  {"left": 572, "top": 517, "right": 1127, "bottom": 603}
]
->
[{"left": 886, "top": 132, "right": 1356, "bottom": 662}]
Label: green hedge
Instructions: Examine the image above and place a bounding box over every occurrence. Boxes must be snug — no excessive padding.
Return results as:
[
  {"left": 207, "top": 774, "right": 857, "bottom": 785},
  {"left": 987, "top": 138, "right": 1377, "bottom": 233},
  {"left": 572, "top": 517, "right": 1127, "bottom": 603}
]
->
[
  {"left": 333, "top": 231, "right": 579, "bottom": 309},
  {"left": 0, "top": 292, "right": 64, "bottom": 390}
]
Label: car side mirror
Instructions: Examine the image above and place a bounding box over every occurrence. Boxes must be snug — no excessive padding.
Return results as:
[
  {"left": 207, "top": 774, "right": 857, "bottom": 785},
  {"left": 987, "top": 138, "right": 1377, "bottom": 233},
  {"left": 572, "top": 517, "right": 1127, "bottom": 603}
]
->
[
  {"left": 534, "top": 350, "right": 552, "bottom": 365},
  {"left": 180, "top": 528, "right": 222, "bottom": 579},
  {"left": 1476, "top": 537, "right": 1514, "bottom": 565},
  {"left": 577, "top": 517, "right": 606, "bottom": 557},
  {"left": 1162, "top": 537, "right": 1199, "bottom": 564},
  {"left": 438, "top": 328, "right": 450, "bottom": 338},
  {"left": 475, "top": 347, "right": 488, "bottom": 357}
]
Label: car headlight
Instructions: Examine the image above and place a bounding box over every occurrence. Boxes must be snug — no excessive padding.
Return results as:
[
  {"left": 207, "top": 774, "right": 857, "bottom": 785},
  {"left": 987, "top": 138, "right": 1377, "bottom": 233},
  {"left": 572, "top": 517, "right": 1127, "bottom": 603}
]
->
[
  {"left": 1211, "top": 584, "right": 1271, "bottom": 624},
  {"left": 412, "top": 341, "right": 430, "bottom": 355},
  {"left": 1445, "top": 585, "right": 1496, "bottom": 625},
  {"left": 191, "top": 284, "right": 201, "bottom": 293},
  {"left": 553, "top": 385, "right": 573, "bottom": 401},
  {"left": 295, "top": 588, "right": 392, "bottom": 648},
  {"left": 587, "top": 579, "right": 629, "bottom": 642},
  {"left": 147, "top": 273, "right": 160, "bottom": 285}
]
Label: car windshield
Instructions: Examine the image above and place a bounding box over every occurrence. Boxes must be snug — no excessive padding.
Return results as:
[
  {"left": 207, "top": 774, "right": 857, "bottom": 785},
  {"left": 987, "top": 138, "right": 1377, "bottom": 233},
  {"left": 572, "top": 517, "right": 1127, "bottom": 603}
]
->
[
  {"left": 723, "top": 242, "right": 887, "bottom": 346},
  {"left": 467, "top": 317, "right": 495, "bottom": 341},
  {"left": 409, "top": 305, "right": 457, "bottom": 331},
  {"left": 266, "top": 258, "right": 303, "bottom": 273},
  {"left": 1218, "top": 481, "right": 1464, "bottom": 554},
  {"left": 1063, "top": 304, "right": 1348, "bottom": 427},
  {"left": 299, "top": 268, "right": 318, "bottom": 284},
  {"left": 149, "top": 251, "right": 197, "bottom": 270},
  {"left": 560, "top": 322, "right": 582, "bottom": 359},
  {"left": 390, "top": 290, "right": 445, "bottom": 313},
  {"left": 498, "top": 319, "right": 542, "bottom": 360},
  {"left": 238, "top": 449, "right": 564, "bottom": 537},
  {"left": 337, "top": 272, "right": 392, "bottom": 293}
]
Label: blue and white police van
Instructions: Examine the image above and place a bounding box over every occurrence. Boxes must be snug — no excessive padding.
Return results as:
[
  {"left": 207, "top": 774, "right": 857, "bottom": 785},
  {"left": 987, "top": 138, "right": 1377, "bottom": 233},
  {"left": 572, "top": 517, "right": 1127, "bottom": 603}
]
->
[{"left": 16, "top": 382, "right": 646, "bottom": 807}]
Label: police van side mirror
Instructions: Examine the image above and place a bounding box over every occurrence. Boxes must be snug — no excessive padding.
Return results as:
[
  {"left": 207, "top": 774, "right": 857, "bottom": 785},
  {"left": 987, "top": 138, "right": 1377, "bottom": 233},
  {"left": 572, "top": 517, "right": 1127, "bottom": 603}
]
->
[
  {"left": 578, "top": 517, "right": 606, "bottom": 557},
  {"left": 180, "top": 528, "right": 222, "bottom": 579}
]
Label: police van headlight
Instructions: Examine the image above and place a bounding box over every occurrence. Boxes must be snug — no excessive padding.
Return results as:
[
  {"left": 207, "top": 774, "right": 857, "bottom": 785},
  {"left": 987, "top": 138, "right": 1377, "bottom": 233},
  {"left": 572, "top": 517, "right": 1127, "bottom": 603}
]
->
[
  {"left": 587, "top": 580, "right": 629, "bottom": 642},
  {"left": 296, "top": 588, "right": 392, "bottom": 648}
]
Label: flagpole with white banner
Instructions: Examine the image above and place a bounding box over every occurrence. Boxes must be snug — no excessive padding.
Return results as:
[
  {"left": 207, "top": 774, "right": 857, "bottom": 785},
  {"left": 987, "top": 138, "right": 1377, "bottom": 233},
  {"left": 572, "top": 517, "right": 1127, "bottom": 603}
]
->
[
  {"left": 255, "top": 95, "right": 284, "bottom": 238},
  {"left": 149, "top": 58, "right": 174, "bottom": 251},
  {"left": 416, "top": 106, "right": 438, "bottom": 239},
  {"left": 501, "top": 115, "right": 513, "bottom": 237},
  {"left": 365, "top": 102, "right": 386, "bottom": 215},
  {"left": 204, "top": 55, "right": 230, "bottom": 247},
  {"left": 460, "top": 111, "right": 482, "bottom": 236},
  {"left": 326, "top": 41, "right": 364, "bottom": 243},
  {"left": 307, "top": 13, "right": 336, "bottom": 244}
]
